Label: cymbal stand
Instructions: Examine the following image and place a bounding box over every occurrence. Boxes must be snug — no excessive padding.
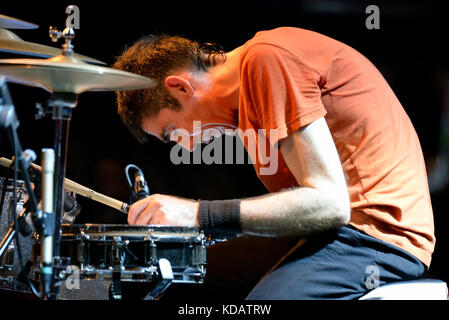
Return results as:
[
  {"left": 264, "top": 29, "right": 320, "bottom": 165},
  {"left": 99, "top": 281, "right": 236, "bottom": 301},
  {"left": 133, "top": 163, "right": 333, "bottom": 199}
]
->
[
  {"left": 44, "top": 20, "right": 80, "bottom": 295},
  {"left": 45, "top": 93, "right": 77, "bottom": 287},
  {"left": 26, "top": 90, "right": 78, "bottom": 299}
]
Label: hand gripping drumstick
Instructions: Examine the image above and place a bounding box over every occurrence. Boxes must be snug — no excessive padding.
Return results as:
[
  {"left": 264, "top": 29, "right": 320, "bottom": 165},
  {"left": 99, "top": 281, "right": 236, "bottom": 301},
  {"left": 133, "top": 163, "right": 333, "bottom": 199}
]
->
[{"left": 0, "top": 156, "right": 130, "bottom": 214}]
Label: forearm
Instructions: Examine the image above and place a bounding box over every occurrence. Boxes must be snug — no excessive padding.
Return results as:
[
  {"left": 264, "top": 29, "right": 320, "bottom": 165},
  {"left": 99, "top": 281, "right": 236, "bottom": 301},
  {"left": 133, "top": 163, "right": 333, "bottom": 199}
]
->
[{"left": 240, "top": 187, "right": 350, "bottom": 237}]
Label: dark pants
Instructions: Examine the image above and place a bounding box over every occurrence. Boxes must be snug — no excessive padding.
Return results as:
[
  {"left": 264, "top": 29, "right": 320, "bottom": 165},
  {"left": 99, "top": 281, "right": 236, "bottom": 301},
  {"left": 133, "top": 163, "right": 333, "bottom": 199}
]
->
[{"left": 246, "top": 225, "right": 425, "bottom": 300}]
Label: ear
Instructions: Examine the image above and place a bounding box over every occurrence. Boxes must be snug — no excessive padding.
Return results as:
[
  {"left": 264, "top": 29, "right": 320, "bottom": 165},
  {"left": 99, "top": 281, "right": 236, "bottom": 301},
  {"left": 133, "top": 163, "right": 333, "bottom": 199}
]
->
[{"left": 164, "top": 75, "right": 195, "bottom": 99}]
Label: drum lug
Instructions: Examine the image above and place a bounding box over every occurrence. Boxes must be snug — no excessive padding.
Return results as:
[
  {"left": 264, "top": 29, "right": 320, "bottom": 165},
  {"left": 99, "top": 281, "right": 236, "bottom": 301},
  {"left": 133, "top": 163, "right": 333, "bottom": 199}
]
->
[
  {"left": 148, "top": 240, "right": 157, "bottom": 266},
  {"left": 143, "top": 236, "right": 157, "bottom": 267},
  {"left": 193, "top": 244, "right": 207, "bottom": 270},
  {"left": 79, "top": 238, "right": 85, "bottom": 269},
  {"left": 111, "top": 236, "right": 127, "bottom": 267},
  {"left": 109, "top": 236, "right": 127, "bottom": 300},
  {"left": 193, "top": 232, "right": 207, "bottom": 278}
]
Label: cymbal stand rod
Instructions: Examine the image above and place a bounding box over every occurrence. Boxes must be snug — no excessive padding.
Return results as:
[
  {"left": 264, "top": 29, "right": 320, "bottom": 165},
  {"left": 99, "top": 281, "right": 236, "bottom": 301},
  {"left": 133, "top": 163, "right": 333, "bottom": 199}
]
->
[{"left": 48, "top": 93, "right": 76, "bottom": 286}]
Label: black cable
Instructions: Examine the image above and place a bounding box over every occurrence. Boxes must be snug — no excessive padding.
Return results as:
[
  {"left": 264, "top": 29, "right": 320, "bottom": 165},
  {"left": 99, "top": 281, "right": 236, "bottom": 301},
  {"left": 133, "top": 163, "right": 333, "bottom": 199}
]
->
[
  {"left": 125, "top": 164, "right": 139, "bottom": 204},
  {"left": 10, "top": 129, "right": 41, "bottom": 298},
  {"left": 124, "top": 164, "right": 140, "bottom": 188},
  {"left": 0, "top": 177, "right": 7, "bottom": 223},
  {"left": 12, "top": 136, "right": 25, "bottom": 282}
]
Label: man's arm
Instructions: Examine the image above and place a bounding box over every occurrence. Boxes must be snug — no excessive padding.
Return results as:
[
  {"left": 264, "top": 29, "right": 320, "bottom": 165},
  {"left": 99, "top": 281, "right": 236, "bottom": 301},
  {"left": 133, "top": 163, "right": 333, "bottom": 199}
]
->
[
  {"left": 128, "top": 117, "right": 351, "bottom": 237},
  {"left": 240, "top": 117, "right": 350, "bottom": 237}
]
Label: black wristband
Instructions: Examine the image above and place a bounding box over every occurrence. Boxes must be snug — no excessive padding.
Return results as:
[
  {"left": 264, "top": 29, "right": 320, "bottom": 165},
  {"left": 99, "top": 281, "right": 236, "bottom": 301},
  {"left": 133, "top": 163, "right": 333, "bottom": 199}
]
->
[{"left": 198, "top": 199, "right": 241, "bottom": 235}]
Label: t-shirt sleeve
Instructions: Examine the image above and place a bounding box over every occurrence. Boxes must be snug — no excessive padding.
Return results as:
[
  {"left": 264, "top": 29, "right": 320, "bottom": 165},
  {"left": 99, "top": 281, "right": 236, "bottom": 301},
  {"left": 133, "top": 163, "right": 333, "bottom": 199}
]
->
[{"left": 239, "top": 43, "right": 327, "bottom": 147}]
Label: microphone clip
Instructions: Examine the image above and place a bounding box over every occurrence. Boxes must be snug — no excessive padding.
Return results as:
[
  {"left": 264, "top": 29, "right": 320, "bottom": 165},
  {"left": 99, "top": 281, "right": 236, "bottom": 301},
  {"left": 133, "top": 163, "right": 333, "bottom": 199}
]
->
[{"left": 125, "top": 164, "right": 150, "bottom": 204}]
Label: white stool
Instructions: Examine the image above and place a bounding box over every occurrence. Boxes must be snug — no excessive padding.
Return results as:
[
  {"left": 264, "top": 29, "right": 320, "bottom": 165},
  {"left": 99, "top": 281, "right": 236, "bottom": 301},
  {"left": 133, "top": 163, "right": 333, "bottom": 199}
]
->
[{"left": 359, "top": 279, "right": 448, "bottom": 300}]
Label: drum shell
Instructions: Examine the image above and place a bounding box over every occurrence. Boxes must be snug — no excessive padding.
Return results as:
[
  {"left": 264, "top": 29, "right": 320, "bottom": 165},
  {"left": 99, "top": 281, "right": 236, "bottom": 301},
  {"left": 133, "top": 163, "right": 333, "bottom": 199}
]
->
[{"left": 32, "top": 224, "right": 207, "bottom": 283}]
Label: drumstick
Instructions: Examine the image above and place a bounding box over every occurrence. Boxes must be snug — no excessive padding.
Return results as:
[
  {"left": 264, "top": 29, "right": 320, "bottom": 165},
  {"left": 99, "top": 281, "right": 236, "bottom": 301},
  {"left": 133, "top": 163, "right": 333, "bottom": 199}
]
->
[{"left": 0, "top": 156, "right": 129, "bottom": 214}]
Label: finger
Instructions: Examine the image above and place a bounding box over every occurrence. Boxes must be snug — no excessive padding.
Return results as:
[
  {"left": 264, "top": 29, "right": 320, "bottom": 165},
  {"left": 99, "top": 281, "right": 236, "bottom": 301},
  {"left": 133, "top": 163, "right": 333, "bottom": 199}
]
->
[
  {"left": 128, "top": 201, "right": 149, "bottom": 225},
  {"left": 135, "top": 202, "right": 162, "bottom": 225},
  {"left": 148, "top": 209, "right": 167, "bottom": 226},
  {"left": 128, "top": 195, "right": 157, "bottom": 224}
]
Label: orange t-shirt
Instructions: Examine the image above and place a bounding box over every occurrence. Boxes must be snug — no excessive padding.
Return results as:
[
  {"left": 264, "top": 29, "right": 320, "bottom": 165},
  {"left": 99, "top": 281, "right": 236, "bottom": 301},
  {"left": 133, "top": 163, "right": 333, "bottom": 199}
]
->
[{"left": 237, "top": 27, "right": 435, "bottom": 267}]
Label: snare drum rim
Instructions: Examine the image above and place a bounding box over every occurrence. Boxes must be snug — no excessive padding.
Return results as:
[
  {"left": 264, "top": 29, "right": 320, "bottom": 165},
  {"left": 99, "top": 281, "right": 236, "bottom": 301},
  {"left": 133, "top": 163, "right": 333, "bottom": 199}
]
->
[{"left": 61, "top": 224, "right": 204, "bottom": 242}]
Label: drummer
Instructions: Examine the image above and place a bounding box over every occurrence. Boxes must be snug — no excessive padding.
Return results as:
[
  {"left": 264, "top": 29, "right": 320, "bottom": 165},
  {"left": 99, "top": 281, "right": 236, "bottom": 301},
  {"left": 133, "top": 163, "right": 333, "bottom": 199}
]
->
[{"left": 113, "top": 27, "right": 435, "bottom": 299}]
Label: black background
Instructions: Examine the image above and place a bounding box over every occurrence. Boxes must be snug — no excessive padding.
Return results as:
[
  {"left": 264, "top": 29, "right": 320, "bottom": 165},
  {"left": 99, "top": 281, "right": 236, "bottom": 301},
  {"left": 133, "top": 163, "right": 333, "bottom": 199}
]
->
[{"left": 1, "top": 0, "right": 448, "bottom": 298}]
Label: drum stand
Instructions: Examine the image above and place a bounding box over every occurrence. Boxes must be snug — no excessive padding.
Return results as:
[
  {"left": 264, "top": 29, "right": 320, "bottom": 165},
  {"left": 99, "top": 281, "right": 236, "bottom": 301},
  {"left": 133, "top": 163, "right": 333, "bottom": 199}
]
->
[
  {"left": 37, "top": 29, "right": 81, "bottom": 297},
  {"left": 34, "top": 93, "right": 77, "bottom": 299},
  {"left": 47, "top": 93, "right": 75, "bottom": 263}
]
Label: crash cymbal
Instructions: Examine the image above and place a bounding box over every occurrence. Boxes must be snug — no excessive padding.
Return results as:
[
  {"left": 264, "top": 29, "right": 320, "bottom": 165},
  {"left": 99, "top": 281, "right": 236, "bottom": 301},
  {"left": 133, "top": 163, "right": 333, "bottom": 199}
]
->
[
  {"left": 0, "top": 29, "right": 106, "bottom": 65},
  {"left": 0, "top": 54, "right": 157, "bottom": 94},
  {"left": 0, "top": 13, "right": 38, "bottom": 29}
]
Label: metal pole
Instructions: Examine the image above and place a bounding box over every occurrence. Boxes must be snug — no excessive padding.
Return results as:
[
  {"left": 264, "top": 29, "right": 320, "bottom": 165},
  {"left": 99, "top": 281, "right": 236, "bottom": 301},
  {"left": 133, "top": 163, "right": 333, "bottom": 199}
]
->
[
  {"left": 41, "top": 148, "right": 55, "bottom": 298},
  {"left": 51, "top": 105, "right": 72, "bottom": 261}
]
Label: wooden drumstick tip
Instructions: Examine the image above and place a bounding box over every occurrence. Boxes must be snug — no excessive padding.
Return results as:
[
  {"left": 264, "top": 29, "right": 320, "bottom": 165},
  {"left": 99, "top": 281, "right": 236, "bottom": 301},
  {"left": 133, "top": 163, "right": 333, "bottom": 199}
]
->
[{"left": 1, "top": 156, "right": 131, "bottom": 215}]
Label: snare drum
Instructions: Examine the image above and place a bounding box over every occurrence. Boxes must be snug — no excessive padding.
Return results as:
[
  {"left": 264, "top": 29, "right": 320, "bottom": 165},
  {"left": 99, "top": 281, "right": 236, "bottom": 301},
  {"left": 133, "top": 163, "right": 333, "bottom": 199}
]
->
[{"left": 33, "top": 224, "right": 207, "bottom": 284}]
